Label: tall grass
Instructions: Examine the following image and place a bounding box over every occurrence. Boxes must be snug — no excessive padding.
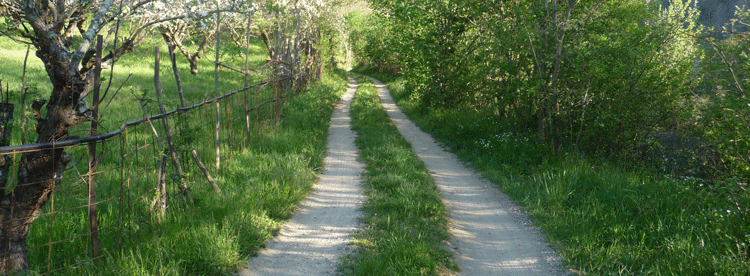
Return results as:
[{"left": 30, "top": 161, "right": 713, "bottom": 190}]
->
[
  {"left": 337, "top": 75, "right": 456, "bottom": 275},
  {"left": 0, "top": 33, "right": 348, "bottom": 275},
  {"left": 39, "top": 71, "right": 346, "bottom": 275},
  {"left": 359, "top": 69, "right": 750, "bottom": 275}
]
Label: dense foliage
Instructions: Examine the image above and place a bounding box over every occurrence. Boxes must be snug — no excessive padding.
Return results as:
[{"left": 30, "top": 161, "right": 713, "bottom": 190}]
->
[
  {"left": 351, "top": 0, "right": 700, "bottom": 155},
  {"left": 698, "top": 5, "right": 750, "bottom": 243}
]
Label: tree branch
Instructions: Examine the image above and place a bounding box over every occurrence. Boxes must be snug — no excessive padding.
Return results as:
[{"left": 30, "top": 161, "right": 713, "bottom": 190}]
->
[
  {"left": 0, "top": 30, "right": 32, "bottom": 45},
  {"left": 101, "top": 0, "right": 155, "bottom": 27},
  {"left": 71, "top": 0, "right": 116, "bottom": 67}
]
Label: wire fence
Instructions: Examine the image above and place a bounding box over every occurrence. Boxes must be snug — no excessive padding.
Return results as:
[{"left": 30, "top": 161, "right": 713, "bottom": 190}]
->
[{"left": 0, "top": 40, "right": 309, "bottom": 274}]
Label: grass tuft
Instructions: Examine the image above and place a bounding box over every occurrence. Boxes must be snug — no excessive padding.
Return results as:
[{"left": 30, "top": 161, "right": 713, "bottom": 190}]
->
[{"left": 337, "top": 75, "right": 456, "bottom": 276}]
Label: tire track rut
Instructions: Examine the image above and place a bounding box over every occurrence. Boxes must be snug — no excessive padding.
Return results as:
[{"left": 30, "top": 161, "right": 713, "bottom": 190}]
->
[
  {"left": 369, "top": 76, "right": 567, "bottom": 276},
  {"left": 239, "top": 77, "right": 364, "bottom": 276}
]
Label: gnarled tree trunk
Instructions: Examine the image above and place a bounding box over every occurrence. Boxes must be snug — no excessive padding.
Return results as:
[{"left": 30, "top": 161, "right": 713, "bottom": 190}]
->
[
  {"left": 0, "top": 49, "right": 84, "bottom": 272},
  {"left": 0, "top": 2, "right": 94, "bottom": 272},
  {"left": 0, "top": 148, "right": 70, "bottom": 271}
]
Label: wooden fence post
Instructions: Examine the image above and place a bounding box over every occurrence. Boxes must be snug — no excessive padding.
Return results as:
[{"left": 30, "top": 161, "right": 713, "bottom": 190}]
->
[
  {"left": 257, "top": 84, "right": 262, "bottom": 136},
  {"left": 87, "top": 35, "right": 103, "bottom": 260},
  {"left": 151, "top": 47, "right": 167, "bottom": 224},
  {"left": 154, "top": 47, "right": 192, "bottom": 203},
  {"left": 116, "top": 130, "right": 127, "bottom": 250},
  {"left": 225, "top": 98, "right": 232, "bottom": 160},
  {"left": 273, "top": 78, "right": 280, "bottom": 126},
  {"left": 19, "top": 46, "right": 29, "bottom": 145},
  {"left": 0, "top": 103, "right": 14, "bottom": 189},
  {"left": 244, "top": 11, "right": 254, "bottom": 144},
  {"left": 215, "top": 100, "right": 221, "bottom": 169},
  {"left": 168, "top": 45, "right": 187, "bottom": 108},
  {"left": 46, "top": 193, "right": 53, "bottom": 272},
  {"left": 214, "top": 11, "right": 222, "bottom": 169}
]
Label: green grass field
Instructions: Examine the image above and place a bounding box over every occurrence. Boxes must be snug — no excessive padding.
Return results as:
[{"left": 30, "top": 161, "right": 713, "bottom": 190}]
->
[{"left": 0, "top": 33, "right": 267, "bottom": 144}]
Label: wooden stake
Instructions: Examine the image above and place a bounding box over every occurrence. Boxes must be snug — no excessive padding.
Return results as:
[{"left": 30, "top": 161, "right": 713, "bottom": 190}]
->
[
  {"left": 214, "top": 11, "right": 222, "bottom": 169},
  {"left": 191, "top": 150, "right": 221, "bottom": 195},
  {"left": 87, "top": 36, "right": 103, "bottom": 260},
  {"left": 155, "top": 47, "right": 192, "bottom": 203}
]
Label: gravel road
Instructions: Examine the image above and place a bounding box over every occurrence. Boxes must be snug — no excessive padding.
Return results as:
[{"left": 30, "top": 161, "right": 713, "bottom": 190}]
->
[
  {"left": 369, "top": 77, "right": 567, "bottom": 276},
  {"left": 238, "top": 77, "right": 364, "bottom": 276},
  {"left": 239, "top": 76, "right": 567, "bottom": 276}
]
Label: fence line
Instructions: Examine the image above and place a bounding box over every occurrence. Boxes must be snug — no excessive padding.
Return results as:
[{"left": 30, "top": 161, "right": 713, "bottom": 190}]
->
[
  {"left": 0, "top": 79, "right": 277, "bottom": 156},
  {"left": 0, "top": 50, "right": 312, "bottom": 274}
]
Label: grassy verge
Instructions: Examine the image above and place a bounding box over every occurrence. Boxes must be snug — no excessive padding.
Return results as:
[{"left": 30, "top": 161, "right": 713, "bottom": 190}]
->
[
  {"left": 337, "top": 75, "right": 456, "bottom": 275},
  {"left": 60, "top": 71, "right": 347, "bottom": 276},
  {"left": 358, "top": 69, "right": 750, "bottom": 275}
]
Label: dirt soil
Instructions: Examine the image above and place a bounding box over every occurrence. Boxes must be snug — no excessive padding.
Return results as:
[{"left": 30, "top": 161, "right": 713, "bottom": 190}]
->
[
  {"left": 238, "top": 77, "right": 365, "bottom": 276},
  {"left": 369, "top": 77, "right": 567, "bottom": 276}
]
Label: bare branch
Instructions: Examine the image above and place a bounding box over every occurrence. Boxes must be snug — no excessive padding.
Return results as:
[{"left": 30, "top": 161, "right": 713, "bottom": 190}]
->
[
  {"left": 0, "top": 30, "right": 32, "bottom": 45},
  {"left": 102, "top": 0, "right": 156, "bottom": 26},
  {"left": 71, "top": 0, "right": 116, "bottom": 66}
]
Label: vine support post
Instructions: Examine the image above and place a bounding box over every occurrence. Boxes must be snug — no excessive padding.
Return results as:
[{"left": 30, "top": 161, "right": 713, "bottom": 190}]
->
[
  {"left": 87, "top": 35, "right": 104, "bottom": 261},
  {"left": 244, "top": 11, "right": 254, "bottom": 144},
  {"left": 214, "top": 10, "right": 222, "bottom": 169}
]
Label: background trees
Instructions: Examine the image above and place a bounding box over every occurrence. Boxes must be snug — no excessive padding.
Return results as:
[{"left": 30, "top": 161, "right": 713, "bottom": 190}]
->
[
  {"left": 352, "top": 0, "right": 750, "bottom": 237},
  {"left": 354, "top": 0, "right": 701, "bottom": 156},
  {"left": 699, "top": 5, "right": 750, "bottom": 227},
  {"left": 350, "top": 1, "right": 750, "bottom": 273},
  {"left": 142, "top": 0, "right": 240, "bottom": 75}
]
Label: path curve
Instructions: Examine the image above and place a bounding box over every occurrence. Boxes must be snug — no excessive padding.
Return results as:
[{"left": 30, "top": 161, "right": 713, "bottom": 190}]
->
[
  {"left": 369, "top": 77, "right": 567, "bottom": 276},
  {"left": 239, "top": 77, "right": 364, "bottom": 276}
]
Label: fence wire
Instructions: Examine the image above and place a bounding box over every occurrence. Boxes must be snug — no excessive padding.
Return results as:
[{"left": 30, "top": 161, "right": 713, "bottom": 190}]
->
[{"left": 0, "top": 68, "right": 303, "bottom": 274}]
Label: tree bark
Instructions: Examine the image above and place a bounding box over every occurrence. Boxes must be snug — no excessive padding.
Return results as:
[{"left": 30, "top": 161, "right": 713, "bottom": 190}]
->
[
  {"left": 0, "top": 148, "right": 70, "bottom": 272},
  {"left": 0, "top": 3, "right": 91, "bottom": 272},
  {"left": 0, "top": 103, "right": 14, "bottom": 188}
]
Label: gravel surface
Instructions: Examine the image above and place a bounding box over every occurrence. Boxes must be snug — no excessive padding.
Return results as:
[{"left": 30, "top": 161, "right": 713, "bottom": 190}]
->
[
  {"left": 369, "top": 77, "right": 568, "bottom": 276},
  {"left": 238, "top": 77, "right": 364, "bottom": 276},
  {"left": 239, "top": 76, "right": 568, "bottom": 276}
]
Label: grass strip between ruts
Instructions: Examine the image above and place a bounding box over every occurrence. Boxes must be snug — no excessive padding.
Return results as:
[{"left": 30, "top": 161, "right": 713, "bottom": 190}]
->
[{"left": 337, "top": 75, "right": 457, "bottom": 276}]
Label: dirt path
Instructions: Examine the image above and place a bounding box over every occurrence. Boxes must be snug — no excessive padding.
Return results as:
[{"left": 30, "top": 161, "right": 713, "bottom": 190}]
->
[
  {"left": 369, "top": 77, "right": 567, "bottom": 276},
  {"left": 238, "top": 77, "right": 364, "bottom": 276}
]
